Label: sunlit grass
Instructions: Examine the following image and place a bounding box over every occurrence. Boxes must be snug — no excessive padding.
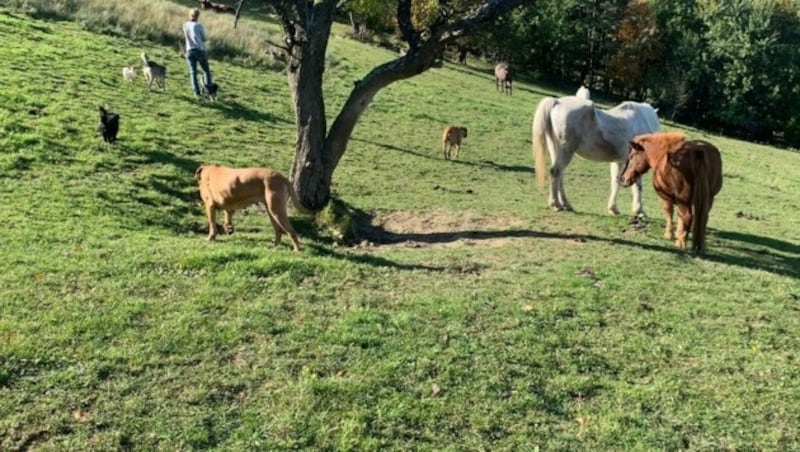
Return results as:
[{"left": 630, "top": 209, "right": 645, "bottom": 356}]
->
[{"left": 1, "top": 5, "right": 799, "bottom": 450}]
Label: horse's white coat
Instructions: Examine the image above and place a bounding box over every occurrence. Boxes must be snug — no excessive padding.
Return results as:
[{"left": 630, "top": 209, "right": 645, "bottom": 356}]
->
[{"left": 532, "top": 92, "right": 660, "bottom": 215}]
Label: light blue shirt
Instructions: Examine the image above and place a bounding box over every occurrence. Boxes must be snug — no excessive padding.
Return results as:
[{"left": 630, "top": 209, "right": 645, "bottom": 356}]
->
[{"left": 183, "top": 20, "right": 206, "bottom": 52}]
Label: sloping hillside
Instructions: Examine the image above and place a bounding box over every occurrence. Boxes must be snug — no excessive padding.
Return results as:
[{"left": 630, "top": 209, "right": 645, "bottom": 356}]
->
[{"left": 1, "top": 7, "right": 799, "bottom": 450}]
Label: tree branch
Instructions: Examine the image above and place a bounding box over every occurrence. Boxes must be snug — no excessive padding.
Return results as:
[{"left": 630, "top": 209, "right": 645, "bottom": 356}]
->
[
  {"left": 233, "top": 0, "right": 247, "bottom": 28},
  {"left": 397, "top": 0, "right": 420, "bottom": 50}
]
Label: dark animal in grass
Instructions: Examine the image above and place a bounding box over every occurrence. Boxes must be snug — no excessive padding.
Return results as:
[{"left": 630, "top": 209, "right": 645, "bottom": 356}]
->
[
  {"left": 201, "top": 81, "right": 219, "bottom": 102},
  {"left": 200, "top": 0, "right": 236, "bottom": 14},
  {"left": 97, "top": 106, "right": 119, "bottom": 143}
]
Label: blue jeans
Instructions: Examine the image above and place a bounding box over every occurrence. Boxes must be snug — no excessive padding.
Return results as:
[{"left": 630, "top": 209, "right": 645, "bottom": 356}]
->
[{"left": 186, "top": 49, "right": 212, "bottom": 96}]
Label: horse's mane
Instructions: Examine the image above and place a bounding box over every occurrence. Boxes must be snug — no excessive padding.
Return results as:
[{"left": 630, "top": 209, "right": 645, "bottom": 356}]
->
[{"left": 638, "top": 131, "right": 686, "bottom": 155}]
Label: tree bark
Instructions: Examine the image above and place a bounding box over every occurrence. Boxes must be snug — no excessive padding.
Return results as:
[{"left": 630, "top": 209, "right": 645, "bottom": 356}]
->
[{"left": 274, "top": 0, "right": 526, "bottom": 212}]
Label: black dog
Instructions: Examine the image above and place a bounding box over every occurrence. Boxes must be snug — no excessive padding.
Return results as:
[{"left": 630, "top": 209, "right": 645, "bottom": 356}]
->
[
  {"left": 201, "top": 81, "right": 219, "bottom": 102},
  {"left": 97, "top": 106, "right": 120, "bottom": 143}
]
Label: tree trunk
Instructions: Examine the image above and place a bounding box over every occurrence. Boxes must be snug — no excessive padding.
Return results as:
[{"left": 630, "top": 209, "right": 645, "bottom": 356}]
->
[
  {"left": 274, "top": 0, "right": 527, "bottom": 213},
  {"left": 284, "top": 1, "right": 336, "bottom": 211}
]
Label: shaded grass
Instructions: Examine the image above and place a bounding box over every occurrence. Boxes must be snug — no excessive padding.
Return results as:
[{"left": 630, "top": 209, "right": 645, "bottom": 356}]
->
[{"left": 1, "top": 6, "right": 800, "bottom": 451}]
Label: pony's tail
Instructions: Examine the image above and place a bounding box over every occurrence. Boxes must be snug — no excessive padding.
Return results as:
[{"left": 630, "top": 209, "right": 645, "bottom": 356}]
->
[
  {"left": 532, "top": 97, "right": 556, "bottom": 190},
  {"left": 691, "top": 151, "right": 710, "bottom": 253},
  {"left": 194, "top": 165, "right": 205, "bottom": 181}
]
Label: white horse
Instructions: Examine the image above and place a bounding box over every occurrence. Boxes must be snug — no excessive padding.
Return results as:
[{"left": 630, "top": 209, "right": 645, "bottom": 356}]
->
[{"left": 532, "top": 94, "right": 660, "bottom": 215}]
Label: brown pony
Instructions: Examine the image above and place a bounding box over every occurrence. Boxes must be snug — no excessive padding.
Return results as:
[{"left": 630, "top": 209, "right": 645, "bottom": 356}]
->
[
  {"left": 494, "top": 63, "right": 512, "bottom": 95},
  {"left": 619, "top": 132, "right": 722, "bottom": 253}
]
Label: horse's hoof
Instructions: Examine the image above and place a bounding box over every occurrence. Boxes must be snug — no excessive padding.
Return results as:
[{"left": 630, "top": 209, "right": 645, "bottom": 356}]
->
[
  {"left": 207, "top": 235, "right": 217, "bottom": 242},
  {"left": 608, "top": 206, "right": 620, "bottom": 215},
  {"left": 224, "top": 225, "right": 234, "bottom": 235}
]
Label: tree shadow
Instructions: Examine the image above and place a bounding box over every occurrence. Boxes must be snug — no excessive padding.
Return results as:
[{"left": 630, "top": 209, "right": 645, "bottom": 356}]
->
[
  {"left": 333, "top": 200, "right": 799, "bottom": 279},
  {"left": 353, "top": 138, "right": 533, "bottom": 174},
  {"left": 714, "top": 230, "right": 800, "bottom": 255},
  {"left": 204, "top": 99, "right": 291, "bottom": 124},
  {"left": 308, "top": 244, "right": 448, "bottom": 272}
]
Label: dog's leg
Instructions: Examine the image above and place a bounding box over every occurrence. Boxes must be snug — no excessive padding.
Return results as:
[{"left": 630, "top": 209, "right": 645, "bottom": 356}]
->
[
  {"left": 266, "top": 190, "right": 301, "bottom": 252},
  {"left": 266, "top": 211, "right": 283, "bottom": 246},
  {"left": 205, "top": 204, "right": 218, "bottom": 240},
  {"left": 223, "top": 210, "right": 235, "bottom": 235}
]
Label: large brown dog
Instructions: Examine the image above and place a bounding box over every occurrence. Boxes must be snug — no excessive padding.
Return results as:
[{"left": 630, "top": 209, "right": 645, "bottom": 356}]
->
[
  {"left": 195, "top": 165, "right": 306, "bottom": 252},
  {"left": 441, "top": 126, "right": 468, "bottom": 160}
]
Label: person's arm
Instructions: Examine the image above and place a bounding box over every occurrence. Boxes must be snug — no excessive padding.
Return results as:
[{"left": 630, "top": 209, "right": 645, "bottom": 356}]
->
[{"left": 199, "top": 24, "right": 207, "bottom": 45}]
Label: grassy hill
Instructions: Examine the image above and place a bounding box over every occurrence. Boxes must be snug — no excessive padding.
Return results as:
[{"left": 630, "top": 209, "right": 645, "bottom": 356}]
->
[{"left": 1, "top": 5, "right": 799, "bottom": 450}]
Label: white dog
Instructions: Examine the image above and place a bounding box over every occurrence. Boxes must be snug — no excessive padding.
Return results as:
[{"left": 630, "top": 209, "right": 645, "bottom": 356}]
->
[{"left": 122, "top": 66, "right": 137, "bottom": 82}]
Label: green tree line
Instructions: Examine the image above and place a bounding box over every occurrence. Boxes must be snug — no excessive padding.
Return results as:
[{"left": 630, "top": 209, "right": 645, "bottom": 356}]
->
[{"left": 347, "top": 0, "right": 800, "bottom": 146}]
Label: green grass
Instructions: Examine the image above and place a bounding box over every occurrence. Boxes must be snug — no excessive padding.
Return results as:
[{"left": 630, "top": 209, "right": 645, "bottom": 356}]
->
[{"left": 2, "top": 6, "right": 800, "bottom": 450}]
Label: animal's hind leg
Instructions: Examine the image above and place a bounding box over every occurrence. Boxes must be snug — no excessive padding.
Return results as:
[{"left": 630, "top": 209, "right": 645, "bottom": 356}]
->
[
  {"left": 265, "top": 189, "right": 301, "bottom": 252},
  {"left": 661, "top": 198, "right": 674, "bottom": 240},
  {"left": 675, "top": 203, "right": 692, "bottom": 249},
  {"left": 266, "top": 210, "right": 283, "bottom": 246},
  {"left": 205, "top": 204, "right": 218, "bottom": 241},
  {"left": 223, "top": 210, "right": 235, "bottom": 235},
  {"left": 550, "top": 145, "right": 575, "bottom": 211}
]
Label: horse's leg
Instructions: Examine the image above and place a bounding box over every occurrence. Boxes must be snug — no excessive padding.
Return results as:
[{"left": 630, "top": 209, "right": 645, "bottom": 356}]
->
[
  {"left": 608, "top": 162, "right": 622, "bottom": 215},
  {"left": 631, "top": 175, "right": 645, "bottom": 217},
  {"left": 661, "top": 198, "right": 675, "bottom": 240},
  {"left": 551, "top": 145, "right": 576, "bottom": 211},
  {"left": 675, "top": 202, "right": 692, "bottom": 249}
]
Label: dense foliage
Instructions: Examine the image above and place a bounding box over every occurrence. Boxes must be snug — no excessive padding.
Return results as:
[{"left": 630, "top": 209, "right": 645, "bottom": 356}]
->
[{"left": 474, "top": 0, "right": 800, "bottom": 145}]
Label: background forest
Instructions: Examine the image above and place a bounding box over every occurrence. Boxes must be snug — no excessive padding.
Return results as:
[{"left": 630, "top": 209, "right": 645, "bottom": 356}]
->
[{"left": 350, "top": 0, "right": 800, "bottom": 146}]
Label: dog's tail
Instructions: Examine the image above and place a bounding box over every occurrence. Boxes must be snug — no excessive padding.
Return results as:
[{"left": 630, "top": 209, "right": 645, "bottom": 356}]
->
[
  {"left": 141, "top": 52, "right": 152, "bottom": 67},
  {"left": 285, "top": 177, "right": 313, "bottom": 215}
]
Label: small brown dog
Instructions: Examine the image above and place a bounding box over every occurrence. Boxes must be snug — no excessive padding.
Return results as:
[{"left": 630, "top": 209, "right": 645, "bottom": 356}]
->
[
  {"left": 442, "top": 126, "right": 468, "bottom": 160},
  {"left": 195, "top": 165, "right": 306, "bottom": 251}
]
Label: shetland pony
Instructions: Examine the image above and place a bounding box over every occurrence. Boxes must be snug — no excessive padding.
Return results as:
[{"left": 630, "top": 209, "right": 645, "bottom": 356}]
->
[
  {"left": 494, "top": 63, "right": 512, "bottom": 95},
  {"left": 619, "top": 132, "right": 722, "bottom": 253},
  {"left": 533, "top": 95, "right": 660, "bottom": 215}
]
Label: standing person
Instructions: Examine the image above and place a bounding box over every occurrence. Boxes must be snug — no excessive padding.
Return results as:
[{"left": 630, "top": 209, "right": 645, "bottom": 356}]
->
[{"left": 183, "top": 8, "right": 214, "bottom": 99}]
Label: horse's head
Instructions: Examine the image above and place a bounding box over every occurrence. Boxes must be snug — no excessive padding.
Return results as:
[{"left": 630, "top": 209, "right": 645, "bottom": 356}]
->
[{"left": 619, "top": 139, "right": 650, "bottom": 187}]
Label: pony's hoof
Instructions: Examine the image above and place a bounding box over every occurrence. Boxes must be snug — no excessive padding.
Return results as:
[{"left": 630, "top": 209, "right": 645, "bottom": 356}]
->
[
  {"left": 224, "top": 225, "right": 234, "bottom": 235},
  {"left": 608, "top": 206, "right": 620, "bottom": 215},
  {"left": 207, "top": 235, "right": 217, "bottom": 242}
]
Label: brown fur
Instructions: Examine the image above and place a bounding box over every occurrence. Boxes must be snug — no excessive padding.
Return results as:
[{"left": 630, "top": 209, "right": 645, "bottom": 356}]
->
[
  {"left": 620, "top": 132, "right": 723, "bottom": 253},
  {"left": 195, "top": 165, "right": 306, "bottom": 252},
  {"left": 141, "top": 53, "right": 166, "bottom": 92},
  {"left": 494, "top": 63, "right": 512, "bottom": 95},
  {"left": 441, "top": 126, "right": 468, "bottom": 160}
]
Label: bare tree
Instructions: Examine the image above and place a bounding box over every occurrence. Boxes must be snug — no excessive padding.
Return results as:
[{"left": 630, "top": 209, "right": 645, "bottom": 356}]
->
[{"left": 256, "top": 0, "right": 526, "bottom": 212}]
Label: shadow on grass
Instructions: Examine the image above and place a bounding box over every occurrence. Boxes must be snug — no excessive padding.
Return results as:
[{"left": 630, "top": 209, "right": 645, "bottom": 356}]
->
[
  {"left": 308, "top": 244, "right": 448, "bottom": 272},
  {"left": 204, "top": 99, "right": 291, "bottom": 124},
  {"left": 333, "top": 200, "right": 798, "bottom": 279},
  {"left": 353, "top": 138, "right": 533, "bottom": 174}
]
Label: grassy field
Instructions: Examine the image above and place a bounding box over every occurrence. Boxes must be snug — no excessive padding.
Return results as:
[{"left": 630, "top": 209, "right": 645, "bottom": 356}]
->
[{"left": 1, "top": 5, "right": 799, "bottom": 450}]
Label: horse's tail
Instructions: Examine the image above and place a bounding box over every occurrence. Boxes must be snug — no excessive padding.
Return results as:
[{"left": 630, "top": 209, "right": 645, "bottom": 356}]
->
[
  {"left": 691, "top": 150, "right": 710, "bottom": 253},
  {"left": 533, "top": 97, "right": 556, "bottom": 190}
]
